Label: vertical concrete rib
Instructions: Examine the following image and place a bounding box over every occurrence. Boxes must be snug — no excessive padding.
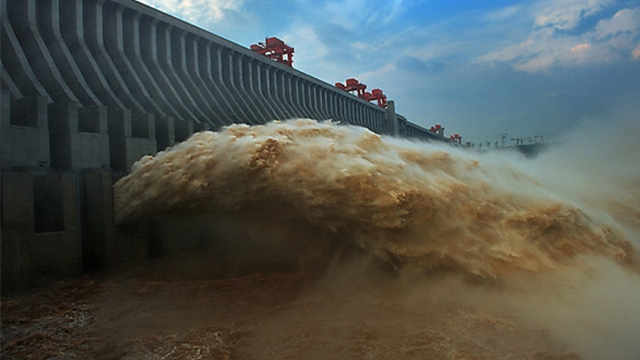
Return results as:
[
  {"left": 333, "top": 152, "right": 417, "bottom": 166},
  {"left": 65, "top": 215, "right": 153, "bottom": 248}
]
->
[
  {"left": 284, "top": 74, "right": 304, "bottom": 118},
  {"left": 246, "top": 60, "right": 277, "bottom": 122},
  {"left": 207, "top": 43, "right": 250, "bottom": 124},
  {"left": 315, "top": 87, "right": 326, "bottom": 119},
  {"left": 336, "top": 96, "right": 343, "bottom": 122},
  {"left": 8, "top": 0, "right": 77, "bottom": 102},
  {"left": 264, "top": 67, "right": 289, "bottom": 119},
  {"left": 274, "top": 70, "right": 296, "bottom": 119},
  {"left": 0, "top": 62, "right": 22, "bottom": 98},
  {"left": 307, "top": 85, "right": 318, "bottom": 119},
  {"left": 312, "top": 86, "right": 325, "bottom": 119},
  {"left": 365, "top": 107, "right": 370, "bottom": 129},
  {"left": 349, "top": 101, "right": 356, "bottom": 125},
  {"left": 296, "top": 80, "right": 311, "bottom": 118},
  {"left": 306, "top": 83, "right": 322, "bottom": 120},
  {"left": 173, "top": 30, "right": 218, "bottom": 127},
  {"left": 37, "top": 0, "right": 101, "bottom": 106},
  {"left": 110, "top": 7, "right": 174, "bottom": 120},
  {"left": 362, "top": 105, "right": 367, "bottom": 126},
  {"left": 372, "top": 110, "right": 378, "bottom": 132},
  {"left": 199, "top": 41, "right": 242, "bottom": 125},
  {"left": 321, "top": 90, "right": 331, "bottom": 119},
  {"left": 318, "top": 87, "right": 330, "bottom": 119},
  {"left": 234, "top": 53, "right": 267, "bottom": 124},
  {"left": 292, "top": 78, "right": 309, "bottom": 118},
  {"left": 343, "top": 99, "right": 349, "bottom": 123},
  {"left": 60, "top": 0, "right": 125, "bottom": 110},
  {"left": 222, "top": 49, "right": 258, "bottom": 124},
  {"left": 324, "top": 90, "right": 337, "bottom": 120},
  {"left": 140, "top": 17, "right": 198, "bottom": 123},
  {"left": 186, "top": 36, "right": 227, "bottom": 128},
  {"left": 1, "top": 0, "right": 51, "bottom": 101},
  {"left": 322, "top": 89, "right": 332, "bottom": 119},
  {"left": 85, "top": 0, "right": 152, "bottom": 117},
  {"left": 302, "top": 83, "right": 316, "bottom": 119},
  {"left": 158, "top": 23, "right": 207, "bottom": 123},
  {"left": 351, "top": 101, "right": 356, "bottom": 124},
  {"left": 328, "top": 93, "right": 337, "bottom": 120},
  {"left": 282, "top": 72, "right": 303, "bottom": 118},
  {"left": 260, "top": 65, "right": 286, "bottom": 120}
]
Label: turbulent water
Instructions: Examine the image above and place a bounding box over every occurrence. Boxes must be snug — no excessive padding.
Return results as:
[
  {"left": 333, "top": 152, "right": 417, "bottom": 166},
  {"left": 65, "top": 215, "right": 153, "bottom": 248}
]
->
[
  {"left": 114, "top": 119, "right": 637, "bottom": 278},
  {"left": 111, "top": 117, "right": 640, "bottom": 359}
]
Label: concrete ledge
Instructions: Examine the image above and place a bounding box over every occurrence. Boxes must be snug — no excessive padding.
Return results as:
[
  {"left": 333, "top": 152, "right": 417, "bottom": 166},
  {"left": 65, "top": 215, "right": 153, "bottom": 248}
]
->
[
  {"left": 49, "top": 102, "right": 110, "bottom": 170},
  {"left": 108, "top": 108, "right": 157, "bottom": 171},
  {"left": 0, "top": 95, "right": 50, "bottom": 169}
]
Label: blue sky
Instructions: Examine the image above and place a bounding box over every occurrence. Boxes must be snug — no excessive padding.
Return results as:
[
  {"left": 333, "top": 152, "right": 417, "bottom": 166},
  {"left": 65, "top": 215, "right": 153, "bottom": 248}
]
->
[{"left": 138, "top": 0, "right": 640, "bottom": 142}]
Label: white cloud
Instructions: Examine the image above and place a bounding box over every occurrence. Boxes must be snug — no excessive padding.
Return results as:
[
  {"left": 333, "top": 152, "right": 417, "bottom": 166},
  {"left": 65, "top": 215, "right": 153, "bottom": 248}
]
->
[
  {"left": 324, "top": 0, "right": 405, "bottom": 30},
  {"left": 477, "top": 3, "right": 640, "bottom": 72},
  {"left": 279, "top": 25, "right": 333, "bottom": 77},
  {"left": 571, "top": 43, "right": 591, "bottom": 53},
  {"left": 358, "top": 63, "right": 396, "bottom": 83},
  {"left": 533, "top": 0, "right": 613, "bottom": 30},
  {"left": 484, "top": 5, "right": 521, "bottom": 22},
  {"left": 595, "top": 8, "right": 640, "bottom": 39},
  {"left": 138, "top": 0, "right": 244, "bottom": 23}
]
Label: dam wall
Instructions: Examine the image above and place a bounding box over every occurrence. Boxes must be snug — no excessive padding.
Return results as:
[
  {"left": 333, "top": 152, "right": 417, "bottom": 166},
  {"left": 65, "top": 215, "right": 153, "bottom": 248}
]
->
[
  {"left": 1, "top": 0, "right": 442, "bottom": 172},
  {"left": 0, "top": 0, "right": 444, "bottom": 294}
]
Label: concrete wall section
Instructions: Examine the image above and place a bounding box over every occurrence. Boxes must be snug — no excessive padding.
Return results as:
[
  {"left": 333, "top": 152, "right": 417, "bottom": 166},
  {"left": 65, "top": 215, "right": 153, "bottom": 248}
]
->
[
  {"left": 0, "top": 95, "right": 50, "bottom": 169},
  {"left": 1, "top": 172, "right": 35, "bottom": 293},
  {"left": 48, "top": 101, "right": 110, "bottom": 170},
  {"left": 1, "top": 171, "right": 83, "bottom": 294},
  {"left": 3, "top": 0, "right": 437, "bottom": 162},
  {"left": 30, "top": 173, "right": 82, "bottom": 279}
]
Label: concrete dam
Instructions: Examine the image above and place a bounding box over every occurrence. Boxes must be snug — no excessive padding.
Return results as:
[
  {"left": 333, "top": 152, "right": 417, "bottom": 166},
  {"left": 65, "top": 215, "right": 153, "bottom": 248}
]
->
[{"left": 0, "top": 0, "right": 445, "bottom": 293}]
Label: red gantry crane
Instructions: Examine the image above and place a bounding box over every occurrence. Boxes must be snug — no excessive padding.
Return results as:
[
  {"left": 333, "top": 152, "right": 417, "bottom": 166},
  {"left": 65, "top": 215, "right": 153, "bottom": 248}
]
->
[
  {"left": 250, "top": 37, "right": 294, "bottom": 67},
  {"left": 335, "top": 78, "right": 388, "bottom": 108}
]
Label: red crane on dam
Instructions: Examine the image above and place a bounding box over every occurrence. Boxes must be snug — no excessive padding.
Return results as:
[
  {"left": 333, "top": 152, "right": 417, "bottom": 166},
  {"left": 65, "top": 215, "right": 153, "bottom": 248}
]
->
[
  {"left": 335, "top": 78, "right": 388, "bottom": 108},
  {"left": 250, "top": 37, "right": 294, "bottom": 67}
]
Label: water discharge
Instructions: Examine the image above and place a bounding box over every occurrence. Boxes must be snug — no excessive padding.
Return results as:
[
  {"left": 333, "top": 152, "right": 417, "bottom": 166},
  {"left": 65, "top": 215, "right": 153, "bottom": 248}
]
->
[
  {"left": 112, "top": 117, "right": 640, "bottom": 359},
  {"left": 114, "top": 119, "right": 636, "bottom": 278}
]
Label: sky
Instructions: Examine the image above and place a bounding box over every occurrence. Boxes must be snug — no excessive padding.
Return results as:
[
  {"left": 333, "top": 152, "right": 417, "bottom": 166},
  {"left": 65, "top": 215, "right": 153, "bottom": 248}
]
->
[{"left": 137, "top": 0, "right": 640, "bottom": 142}]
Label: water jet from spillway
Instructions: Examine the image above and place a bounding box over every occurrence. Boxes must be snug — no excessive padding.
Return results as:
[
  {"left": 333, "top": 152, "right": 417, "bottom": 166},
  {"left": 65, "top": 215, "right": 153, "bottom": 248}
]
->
[{"left": 113, "top": 119, "right": 636, "bottom": 279}]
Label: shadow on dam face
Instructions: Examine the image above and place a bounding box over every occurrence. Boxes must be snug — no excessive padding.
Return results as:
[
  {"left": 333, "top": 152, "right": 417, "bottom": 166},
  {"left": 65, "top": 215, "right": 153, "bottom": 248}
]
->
[{"left": 128, "top": 213, "right": 350, "bottom": 281}]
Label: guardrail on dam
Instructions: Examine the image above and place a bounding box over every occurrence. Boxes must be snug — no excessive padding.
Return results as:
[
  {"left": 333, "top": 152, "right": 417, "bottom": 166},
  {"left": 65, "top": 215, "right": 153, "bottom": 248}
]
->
[{"left": 0, "top": 0, "right": 443, "bottom": 294}]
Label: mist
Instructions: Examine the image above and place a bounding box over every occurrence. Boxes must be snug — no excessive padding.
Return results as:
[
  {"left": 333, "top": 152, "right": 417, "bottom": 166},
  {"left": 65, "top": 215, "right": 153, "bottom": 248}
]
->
[{"left": 112, "top": 111, "right": 640, "bottom": 359}]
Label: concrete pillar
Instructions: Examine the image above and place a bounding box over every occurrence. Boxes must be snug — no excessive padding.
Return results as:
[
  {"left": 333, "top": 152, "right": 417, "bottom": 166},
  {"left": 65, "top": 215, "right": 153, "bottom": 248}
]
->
[
  {"left": 175, "top": 119, "right": 194, "bottom": 142},
  {"left": 155, "top": 116, "right": 175, "bottom": 151},
  {"left": 0, "top": 95, "right": 50, "bottom": 169},
  {"left": 30, "top": 173, "right": 82, "bottom": 279},
  {"left": 1, "top": 172, "right": 34, "bottom": 294},
  {"left": 107, "top": 107, "right": 157, "bottom": 171},
  {"left": 385, "top": 100, "right": 397, "bottom": 136},
  {"left": 49, "top": 101, "right": 110, "bottom": 170},
  {"left": 82, "top": 170, "right": 115, "bottom": 270}
]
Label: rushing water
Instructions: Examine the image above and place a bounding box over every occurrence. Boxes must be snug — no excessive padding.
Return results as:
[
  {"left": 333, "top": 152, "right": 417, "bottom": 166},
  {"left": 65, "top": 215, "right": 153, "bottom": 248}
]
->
[{"left": 113, "top": 118, "right": 640, "bottom": 359}]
